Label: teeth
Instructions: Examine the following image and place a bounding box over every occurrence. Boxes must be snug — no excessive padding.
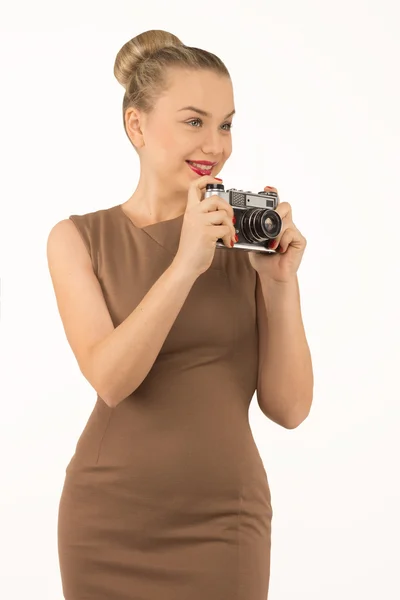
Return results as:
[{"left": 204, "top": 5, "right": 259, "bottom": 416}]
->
[{"left": 188, "top": 161, "right": 213, "bottom": 170}]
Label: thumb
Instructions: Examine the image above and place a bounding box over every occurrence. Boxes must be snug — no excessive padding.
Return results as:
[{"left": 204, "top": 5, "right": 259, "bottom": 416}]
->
[{"left": 186, "top": 175, "right": 223, "bottom": 211}]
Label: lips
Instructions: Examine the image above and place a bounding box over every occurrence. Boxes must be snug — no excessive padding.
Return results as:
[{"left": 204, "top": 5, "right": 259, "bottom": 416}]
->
[{"left": 186, "top": 161, "right": 215, "bottom": 175}]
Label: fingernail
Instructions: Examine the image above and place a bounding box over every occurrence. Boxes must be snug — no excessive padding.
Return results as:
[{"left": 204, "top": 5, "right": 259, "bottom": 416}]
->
[
  {"left": 232, "top": 216, "right": 236, "bottom": 224},
  {"left": 235, "top": 234, "right": 239, "bottom": 242},
  {"left": 231, "top": 240, "right": 235, "bottom": 247},
  {"left": 268, "top": 239, "right": 278, "bottom": 249},
  {"left": 215, "top": 177, "right": 223, "bottom": 181}
]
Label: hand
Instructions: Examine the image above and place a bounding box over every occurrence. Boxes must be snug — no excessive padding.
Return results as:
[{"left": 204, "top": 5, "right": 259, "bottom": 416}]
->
[
  {"left": 248, "top": 186, "right": 307, "bottom": 283},
  {"left": 174, "top": 175, "right": 236, "bottom": 278}
]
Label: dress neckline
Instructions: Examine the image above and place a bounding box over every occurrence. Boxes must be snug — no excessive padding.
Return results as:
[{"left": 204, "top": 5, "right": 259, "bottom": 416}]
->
[{"left": 116, "top": 204, "right": 185, "bottom": 230}]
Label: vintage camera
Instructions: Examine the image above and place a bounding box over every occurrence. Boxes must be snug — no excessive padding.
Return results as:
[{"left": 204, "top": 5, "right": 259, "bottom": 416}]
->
[{"left": 204, "top": 183, "right": 282, "bottom": 253}]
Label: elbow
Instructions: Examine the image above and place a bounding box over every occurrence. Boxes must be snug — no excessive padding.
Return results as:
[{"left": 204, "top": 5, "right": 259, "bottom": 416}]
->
[
  {"left": 282, "top": 410, "right": 309, "bottom": 429},
  {"left": 97, "top": 381, "right": 120, "bottom": 409},
  {"left": 84, "top": 347, "right": 141, "bottom": 409},
  {"left": 282, "top": 398, "right": 313, "bottom": 429},
  {"left": 100, "top": 391, "right": 117, "bottom": 409},
  {"left": 81, "top": 356, "right": 117, "bottom": 409},
  {"left": 97, "top": 382, "right": 132, "bottom": 410},
  {"left": 96, "top": 377, "right": 140, "bottom": 409},
  {"left": 81, "top": 369, "right": 116, "bottom": 408},
  {"left": 283, "top": 381, "right": 314, "bottom": 429},
  {"left": 258, "top": 389, "right": 313, "bottom": 430}
]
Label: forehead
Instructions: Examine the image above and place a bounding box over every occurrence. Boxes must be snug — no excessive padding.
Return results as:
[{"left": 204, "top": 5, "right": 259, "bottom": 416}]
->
[{"left": 159, "top": 68, "right": 234, "bottom": 114}]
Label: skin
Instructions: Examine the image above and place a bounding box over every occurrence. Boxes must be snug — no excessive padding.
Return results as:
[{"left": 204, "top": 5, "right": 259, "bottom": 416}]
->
[{"left": 121, "top": 68, "right": 234, "bottom": 226}]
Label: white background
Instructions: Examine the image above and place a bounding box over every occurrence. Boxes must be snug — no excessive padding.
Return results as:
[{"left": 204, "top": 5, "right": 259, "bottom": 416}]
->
[{"left": 1, "top": 1, "right": 399, "bottom": 598}]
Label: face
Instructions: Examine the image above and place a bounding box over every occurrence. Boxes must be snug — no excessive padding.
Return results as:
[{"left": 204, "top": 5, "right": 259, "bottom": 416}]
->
[{"left": 125, "top": 68, "right": 234, "bottom": 196}]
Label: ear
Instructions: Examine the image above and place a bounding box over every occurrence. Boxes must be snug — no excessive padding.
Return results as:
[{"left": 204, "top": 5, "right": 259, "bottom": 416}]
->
[{"left": 125, "top": 107, "right": 145, "bottom": 149}]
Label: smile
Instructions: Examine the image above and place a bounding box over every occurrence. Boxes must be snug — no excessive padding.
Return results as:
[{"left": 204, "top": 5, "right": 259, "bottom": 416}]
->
[{"left": 186, "top": 161, "right": 214, "bottom": 175}]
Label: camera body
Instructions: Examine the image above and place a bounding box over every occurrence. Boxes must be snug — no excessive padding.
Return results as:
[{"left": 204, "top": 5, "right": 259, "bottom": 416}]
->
[{"left": 204, "top": 184, "right": 282, "bottom": 253}]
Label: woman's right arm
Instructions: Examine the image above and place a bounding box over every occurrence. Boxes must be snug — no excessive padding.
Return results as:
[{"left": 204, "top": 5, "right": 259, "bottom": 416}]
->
[{"left": 47, "top": 219, "right": 198, "bottom": 409}]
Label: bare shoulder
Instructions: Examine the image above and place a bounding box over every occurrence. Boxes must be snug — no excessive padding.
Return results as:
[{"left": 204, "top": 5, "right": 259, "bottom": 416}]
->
[{"left": 47, "top": 218, "right": 91, "bottom": 267}]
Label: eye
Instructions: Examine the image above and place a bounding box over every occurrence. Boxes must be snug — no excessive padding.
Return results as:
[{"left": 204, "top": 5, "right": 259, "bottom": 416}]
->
[
  {"left": 186, "top": 118, "right": 233, "bottom": 131},
  {"left": 186, "top": 118, "right": 202, "bottom": 127}
]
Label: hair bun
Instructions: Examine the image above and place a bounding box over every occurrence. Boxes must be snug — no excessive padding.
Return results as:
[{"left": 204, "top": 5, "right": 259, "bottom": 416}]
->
[{"left": 114, "top": 29, "right": 184, "bottom": 89}]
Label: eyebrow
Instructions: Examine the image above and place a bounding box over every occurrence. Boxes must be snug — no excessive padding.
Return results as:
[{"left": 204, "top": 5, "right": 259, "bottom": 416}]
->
[{"left": 177, "top": 105, "right": 236, "bottom": 119}]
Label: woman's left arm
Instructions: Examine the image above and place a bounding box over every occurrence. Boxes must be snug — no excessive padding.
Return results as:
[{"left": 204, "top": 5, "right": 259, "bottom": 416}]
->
[
  {"left": 248, "top": 186, "right": 314, "bottom": 428},
  {"left": 254, "top": 272, "right": 313, "bottom": 428}
]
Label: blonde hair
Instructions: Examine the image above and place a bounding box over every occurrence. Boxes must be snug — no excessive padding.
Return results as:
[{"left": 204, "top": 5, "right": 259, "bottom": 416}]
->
[{"left": 113, "top": 29, "right": 230, "bottom": 147}]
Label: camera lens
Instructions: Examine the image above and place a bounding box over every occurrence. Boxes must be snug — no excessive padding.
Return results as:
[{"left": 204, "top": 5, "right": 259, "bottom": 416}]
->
[{"left": 241, "top": 208, "right": 282, "bottom": 243}]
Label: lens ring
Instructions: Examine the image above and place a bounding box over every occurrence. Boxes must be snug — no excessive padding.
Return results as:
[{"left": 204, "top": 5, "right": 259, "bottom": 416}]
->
[
  {"left": 241, "top": 208, "right": 282, "bottom": 243},
  {"left": 250, "top": 209, "right": 266, "bottom": 242},
  {"left": 242, "top": 209, "right": 261, "bottom": 242},
  {"left": 261, "top": 210, "right": 282, "bottom": 238}
]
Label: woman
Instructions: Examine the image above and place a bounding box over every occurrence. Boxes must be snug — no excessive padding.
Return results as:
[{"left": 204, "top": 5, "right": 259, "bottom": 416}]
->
[{"left": 47, "top": 29, "right": 313, "bottom": 599}]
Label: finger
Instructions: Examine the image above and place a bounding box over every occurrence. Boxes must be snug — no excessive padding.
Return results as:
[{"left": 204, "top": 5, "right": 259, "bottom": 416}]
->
[
  {"left": 277, "top": 227, "right": 303, "bottom": 253},
  {"left": 206, "top": 210, "right": 236, "bottom": 247},
  {"left": 274, "top": 201, "right": 292, "bottom": 220},
  {"left": 186, "top": 176, "right": 223, "bottom": 210},
  {"left": 266, "top": 219, "right": 290, "bottom": 249},
  {"left": 212, "top": 224, "right": 233, "bottom": 248},
  {"left": 201, "top": 196, "right": 234, "bottom": 222}
]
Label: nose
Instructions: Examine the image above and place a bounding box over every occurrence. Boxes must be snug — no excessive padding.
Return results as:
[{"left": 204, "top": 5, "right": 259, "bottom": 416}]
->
[{"left": 201, "top": 128, "right": 227, "bottom": 157}]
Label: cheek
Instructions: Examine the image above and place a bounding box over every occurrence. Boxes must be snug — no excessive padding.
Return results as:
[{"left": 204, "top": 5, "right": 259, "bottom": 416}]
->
[
  {"left": 154, "top": 140, "right": 175, "bottom": 165},
  {"left": 225, "top": 139, "right": 233, "bottom": 155},
  {"left": 147, "top": 122, "right": 175, "bottom": 153}
]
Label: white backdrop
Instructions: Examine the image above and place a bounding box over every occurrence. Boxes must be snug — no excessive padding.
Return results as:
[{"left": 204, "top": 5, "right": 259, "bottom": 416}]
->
[{"left": 1, "top": 1, "right": 399, "bottom": 598}]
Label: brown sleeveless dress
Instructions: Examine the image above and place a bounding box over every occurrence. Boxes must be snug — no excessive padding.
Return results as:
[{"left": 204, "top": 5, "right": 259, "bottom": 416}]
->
[{"left": 57, "top": 204, "right": 273, "bottom": 599}]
